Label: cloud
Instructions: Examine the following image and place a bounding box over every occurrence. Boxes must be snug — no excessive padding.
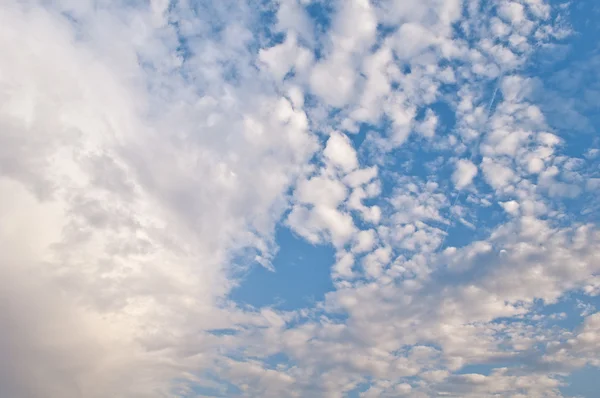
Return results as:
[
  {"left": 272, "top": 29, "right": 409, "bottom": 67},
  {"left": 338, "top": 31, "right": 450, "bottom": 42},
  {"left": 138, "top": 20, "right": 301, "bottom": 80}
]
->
[
  {"left": 323, "top": 131, "right": 359, "bottom": 173},
  {"left": 1, "top": 0, "right": 316, "bottom": 395},
  {"left": 452, "top": 159, "right": 478, "bottom": 189},
  {"left": 352, "top": 229, "right": 377, "bottom": 254},
  {"left": 2, "top": 0, "right": 599, "bottom": 397},
  {"left": 259, "top": 33, "right": 314, "bottom": 82},
  {"left": 481, "top": 157, "right": 518, "bottom": 191}
]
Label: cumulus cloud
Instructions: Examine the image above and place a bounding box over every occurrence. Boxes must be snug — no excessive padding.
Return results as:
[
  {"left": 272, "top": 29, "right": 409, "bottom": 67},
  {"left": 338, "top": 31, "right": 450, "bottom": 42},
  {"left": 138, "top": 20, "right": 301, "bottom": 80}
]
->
[
  {"left": 323, "top": 131, "right": 359, "bottom": 173},
  {"left": 452, "top": 159, "right": 478, "bottom": 189}
]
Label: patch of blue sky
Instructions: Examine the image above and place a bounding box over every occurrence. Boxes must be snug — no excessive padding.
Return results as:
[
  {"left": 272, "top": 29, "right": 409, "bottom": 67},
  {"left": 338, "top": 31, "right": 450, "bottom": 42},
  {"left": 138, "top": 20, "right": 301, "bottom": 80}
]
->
[
  {"left": 189, "top": 371, "right": 242, "bottom": 397},
  {"left": 305, "top": 0, "right": 334, "bottom": 32},
  {"left": 372, "top": 23, "right": 397, "bottom": 52},
  {"left": 305, "top": 0, "right": 334, "bottom": 60},
  {"left": 561, "top": 365, "right": 600, "bottom": 398},
  {"left": 525, "top": 4, "right": 600, "bottom": 148},
  {"left": 456, "top": 362, "right": 518, "bottom": 376},
  {"left": 425, "top": 252, "right": 503, "bottom": 291},
  {"left": 229, "top": 226, "right": 336, "bottom": 311},
  {"left": 425, "top": 100, "right": 459, "bottom": 135},
  {"left": 536, "top": 292, "right": 600, "bottom": 329},
  {"left": 346, "top": 381, "right": 371, "bottom": 398},
  {"left": 347, "top": 121, "right": 371, "bottom": 149},
  {"left": 255, "top": 2, "right": 286, "bottom": 48},
  {"left": 206, "top": 328, "right": 240, "bottom": 337},
  {"left": 440, "top": 215, "right": 491, "bottom": 249},
  {"left": 552, "top": 199, "right": 599, "bottom": 229},
  {"left": 259, "top": 352, "right": 291, "bottom": 369},
  {"left": 546, "top": 0, "right": 599, "bottom": 60},
  {"left": 164, "top": 7, "right": 192, "bottom": 61},
  {"left": 385, "top": 140, "right": 450, "bottom": 181}
]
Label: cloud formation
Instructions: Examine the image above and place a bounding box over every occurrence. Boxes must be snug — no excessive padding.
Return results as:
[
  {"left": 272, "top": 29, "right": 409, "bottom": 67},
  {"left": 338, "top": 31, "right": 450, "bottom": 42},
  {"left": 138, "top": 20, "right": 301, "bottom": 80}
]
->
[{"left": 1, "top": 0, "right": 599, "bottom": 397}]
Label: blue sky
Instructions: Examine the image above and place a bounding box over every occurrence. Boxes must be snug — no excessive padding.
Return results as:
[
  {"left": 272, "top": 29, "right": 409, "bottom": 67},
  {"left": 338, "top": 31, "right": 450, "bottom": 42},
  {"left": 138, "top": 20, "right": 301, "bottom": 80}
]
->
[{"left": 1, "top": 0, "right": 599, "bottom": 397}]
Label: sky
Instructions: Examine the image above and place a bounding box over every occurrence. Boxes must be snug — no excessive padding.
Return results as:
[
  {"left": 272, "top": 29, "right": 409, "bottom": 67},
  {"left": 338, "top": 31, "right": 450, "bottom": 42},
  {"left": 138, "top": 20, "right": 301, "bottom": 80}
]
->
[{"left": 1, "top": 0, "right": 599, "bottom": 397}]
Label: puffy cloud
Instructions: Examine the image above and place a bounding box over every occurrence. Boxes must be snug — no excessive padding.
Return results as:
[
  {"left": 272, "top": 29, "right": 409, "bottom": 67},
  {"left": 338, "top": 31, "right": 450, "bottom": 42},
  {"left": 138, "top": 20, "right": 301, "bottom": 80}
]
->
[
  {"left": 352, "top": 229, "right": 377, "bottom": 254},
  {"left": 343, "top": 166, "right": 378, "bottom": 188},
  {"left": 498, "top": 2, "right": 527, "bottom": 25},
  {"left": 310, "top": 54, "right": 358, "bottom": 107},
  {"left": 323, "top": 132, "right": 359, "bottom": 173},
  {"left": 259, "top": 33, "right": 313, "bottom": 82},
  {"left": 481, "top": 157, "right": 518, "bottom": 191},
  {"left": 500, "top": 200, "right": 521, "bottom": 216},
  {"left": 295, "top": 176, "right": 348, "bottom": 208},
  {"left": 308, "top": 0, "right": 377, "bottom": 108},
  {"left": 416, "top": 109, "right": 439, "bottom": 138},
  {"left": 287, "top": 204, "right": 356, "bottom": 247},
  {"left": 452, "top": 159, "right": 478, "bottom": 189}
]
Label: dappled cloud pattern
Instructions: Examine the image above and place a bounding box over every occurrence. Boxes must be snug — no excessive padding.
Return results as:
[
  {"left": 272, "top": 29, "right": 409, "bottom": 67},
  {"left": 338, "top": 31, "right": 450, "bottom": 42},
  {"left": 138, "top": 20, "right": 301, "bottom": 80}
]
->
[{"left": 1, "top": 0, "right": 599, "bottom": 397}]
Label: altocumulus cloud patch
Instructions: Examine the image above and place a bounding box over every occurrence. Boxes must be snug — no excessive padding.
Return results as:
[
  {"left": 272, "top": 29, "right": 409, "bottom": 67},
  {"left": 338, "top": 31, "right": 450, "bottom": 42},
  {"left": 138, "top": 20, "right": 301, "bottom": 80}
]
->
[{"left": 1, "top": 0, "right": 600, "bottom": 397}]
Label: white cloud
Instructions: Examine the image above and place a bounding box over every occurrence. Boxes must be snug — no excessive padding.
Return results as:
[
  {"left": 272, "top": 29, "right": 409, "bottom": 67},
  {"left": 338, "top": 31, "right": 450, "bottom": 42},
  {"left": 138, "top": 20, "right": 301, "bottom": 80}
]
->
[
  {"left": 527, "top": 157, "right": 545, "bottom": 174},
  {"left": 452, "top": 159, "right": 478, "bottom": 189},
  {"left": 295, "top": 176, "right": 348, "bottom": 208},
  {"left": 333, "top": 251, "right": 355, "bottom": 279},
  {"left": 323, "top": 131, "right": 359, "bottom": 173},
  {"left": 259, "top": 33, "right": 313, "bottom": 82},
  {"left": 362, "top": 246, "right": 392, "bottom": 279},
  {"left": 287, "top": 204, "right": 356, "bottom": 248},
  {"left": 308, "top": 0, "right": 377, "bottom": 108},
  {"left": 498, "top": 2, "right": 526, "bottom": 25},
  {"left": 352, "top": 229, "right": 377, "bottom": 254},
  {"left": 500, "top": 200, "right": 521, "bottom": 216},
  {"left": 481, "top": 157, "right": 518, "bottom": 191},
  {"left": 332, "top": 0, "right": 378, "bottom": 54},
  {"left": 309, "top": 54, "right": 357, "bottom": 108},
  {"left": 275, "top": 0, "right": 314, "bottom": 42},
  {"left": 416, "top": 108, "right": 439, "bottom": 138},
  {"left": 0, "top": 1, "right": 317, "bottom": 395},
  {"left": 343, "top": 166, "right": 378, "bottom": 188}
]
